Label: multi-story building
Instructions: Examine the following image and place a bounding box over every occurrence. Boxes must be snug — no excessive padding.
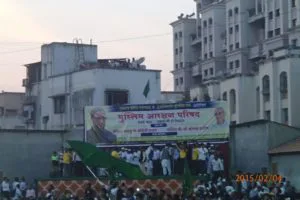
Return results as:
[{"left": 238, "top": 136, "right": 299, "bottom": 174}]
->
[
  {"left": 0, "top": 91, "right": 26, "bottom": 129},
  {"left": 171, "top": 0, "right": 300, "bottom": 127},
  {"left": 22, "top": 42, "right": 161, "bottom": 130}
]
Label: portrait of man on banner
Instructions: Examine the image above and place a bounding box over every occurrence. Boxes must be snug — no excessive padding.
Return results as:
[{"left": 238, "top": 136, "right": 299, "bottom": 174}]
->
[{"left": 86, "top": 107, "right": 117, "bottom": 144}]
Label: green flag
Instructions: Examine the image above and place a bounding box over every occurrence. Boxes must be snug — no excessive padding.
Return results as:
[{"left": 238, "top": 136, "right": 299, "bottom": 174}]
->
[
  {"left": 68, "top": 140, "right": 146, "bottom": 179},
  {"left": 143, "top": 80, "right": 150, "bottom": 98},
  {"left": 182, "top": 159, "right": 193, "bottom": 197}
]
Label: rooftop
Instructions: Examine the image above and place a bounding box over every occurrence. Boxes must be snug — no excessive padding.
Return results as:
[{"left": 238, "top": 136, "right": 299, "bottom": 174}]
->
[
  {"left": 42, "top": 42, "right": 97, "bottom": 47},
  {"left": 268, "top": 137, "right": 300, "bottom": 155}
]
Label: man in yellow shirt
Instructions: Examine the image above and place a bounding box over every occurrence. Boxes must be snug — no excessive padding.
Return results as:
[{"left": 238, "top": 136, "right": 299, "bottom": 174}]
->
[
  {"left": 191, "top": 144, "right": 199, "bottom": 175},
  {"left": 63, "top": 149, "right": 72, "bottom": 177},
  {"left": 111, "top": 149, "right": 120, "bottom": 159}
]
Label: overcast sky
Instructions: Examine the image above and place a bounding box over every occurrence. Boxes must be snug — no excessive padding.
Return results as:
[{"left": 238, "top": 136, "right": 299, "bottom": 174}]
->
[{"left": 0, "top": 0, "right": 195, "bottom": 92}]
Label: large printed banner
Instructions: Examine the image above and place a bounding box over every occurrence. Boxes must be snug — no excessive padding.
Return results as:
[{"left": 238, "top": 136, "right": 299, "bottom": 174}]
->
[{"left": 84, "top": 101, "right": 229, "bottom": 144}]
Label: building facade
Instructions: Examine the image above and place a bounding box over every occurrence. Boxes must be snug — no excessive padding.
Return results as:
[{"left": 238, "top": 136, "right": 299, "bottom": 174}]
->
[
  {"left": 22, "top": 42, "right": 161, "bottom": 130},
  {"left": 0, "top": 92, "right": 25, "bottom": 129},
  {"left": 171, "top": 0, "right": 300, "bottom": 126}
]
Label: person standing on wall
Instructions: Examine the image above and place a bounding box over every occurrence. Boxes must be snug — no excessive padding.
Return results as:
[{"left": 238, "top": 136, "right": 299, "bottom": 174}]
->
[
  {"left": 63, "top": 149, "right": 72, "bottom": 177},
  {"left": 160, "top": 144, "right": 172, "bottom": 176}
]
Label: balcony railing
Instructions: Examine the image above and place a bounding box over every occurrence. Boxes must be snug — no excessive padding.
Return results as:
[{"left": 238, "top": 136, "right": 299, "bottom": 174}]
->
[{"left": 192, "top": 63, "right": 202, "bottom": 76}]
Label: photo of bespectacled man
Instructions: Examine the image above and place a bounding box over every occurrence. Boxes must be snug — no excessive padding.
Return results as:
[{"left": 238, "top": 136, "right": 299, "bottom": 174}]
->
[{"left": 85, "top": 107, "right": 117, "bottom": 145}]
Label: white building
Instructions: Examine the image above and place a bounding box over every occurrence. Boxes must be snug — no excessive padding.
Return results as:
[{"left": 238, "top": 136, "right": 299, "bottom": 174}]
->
[
  {"left": 22, "top": 42, "right": 161, "bottom": 130},
  {"left": 171, "top": 0, "right": 300, "bottom": 127}
]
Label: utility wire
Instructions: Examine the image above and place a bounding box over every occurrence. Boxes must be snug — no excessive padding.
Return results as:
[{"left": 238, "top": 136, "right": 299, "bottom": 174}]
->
[{"left": 0, "top": 47, "right": 40, "bottom": 54}]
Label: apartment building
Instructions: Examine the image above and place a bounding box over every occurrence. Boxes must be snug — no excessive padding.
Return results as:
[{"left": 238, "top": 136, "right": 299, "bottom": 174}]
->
[
  {"left": 22, "top": 42, "right": 161, "bottom": 130},
  {"left": 171, "top": 0, "right": 300, "bottom": 127}
]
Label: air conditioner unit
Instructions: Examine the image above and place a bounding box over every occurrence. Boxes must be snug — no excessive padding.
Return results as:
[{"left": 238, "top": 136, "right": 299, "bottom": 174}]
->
[{"left": 22, "top": 79, "right": 28, "bottom": 87}]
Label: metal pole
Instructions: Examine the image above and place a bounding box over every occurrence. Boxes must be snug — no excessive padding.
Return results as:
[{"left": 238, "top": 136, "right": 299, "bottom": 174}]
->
[{"left": 85, "top": 165, "right": 107, "bottom": 187}]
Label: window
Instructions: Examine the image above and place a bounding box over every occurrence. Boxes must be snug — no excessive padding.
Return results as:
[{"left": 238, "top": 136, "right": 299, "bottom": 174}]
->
[
  {"left": 268, "top": 30, "right": 273, "bottom": 38},
  {"left": 5, "top": 109, "right": 18, "bottom": 117},
  {"left": 175, "top": 79, "right": 179, "bottom": 86},
  {"left": 204, "top": 37, "right": 208, "bottom": 44},
  {"left": 262, "top": 75, "right": 270, "bottom": 102},
  {"left": 264, "top": 111, "right": 271, "bottom": 120},
  {"left": 175, "top": 64, "right": 178, "bottom": 69},
  {"left": 292, "top": 19, "right": 297, "bottom": 28},
  {"left": 179, "top": 32, "right": 182, "bottom": 37},
  {"left": 234, "top": 7, "right": 239, "bottom": 14},
  {"left": 209, "top": 18, "right": 213, "bottom": 25},
  {"left": 229, "top": 61, "right": 234, "bottom": 69},
  {"left": 53, "top": 96, "right": 66, "bottom": 114},
  {"left": 235, "top": 60, "right": 240, "bottom": 68},
  {"left": 292, "top": 0, "right": 296, "bottom": 7},
  {"left": 180, "top": 77, "right": 183, "bottom": 84},
  {"left": 204, "top": 53, "right": 208, "bottom": 59},
  {"left": 209, "top": 68, "right": 214, "bottom": 75},
  {"left": 275, "top": 28, "right": 281, "bottom": 36},
  {"left": 256, "top": 87, "right": 260, "bottom": 113},
  {"left": 43, "top": 64, "right": 47, "bottom": 79},
  {"left": 268, "top": 12, "right": 273, "bottom": 20},
  {"left": 282, "top": 108, "right": 288, "bottom": 124},
  {"left": 228, "top": 9, "right": 233, "bottom": 17},
  {"left": 209, "top": 35, "right": 213, "bottom": 42},
  {"left": 204, "top": 69, "right": 208, "bottom": 76},
  {"left": 229, "top": 89, "right": 236, "bottom": 114},
  {"left": 203, "top": 21, "right": 207, "bottom": 28},
  {"left": 209, "top": 52, "right": 213, "bottom": 58},
  {"left": 180, "top": 62, "right": 183, "bottom": 68},
  {"left": 174, "top": 33, "right": 178, "bottom": 40},
  {"left": 222, "top": 92, "right": 227, "bottom": 101},
  {"left": 105, "top": 90, "right": 128, "bottom": 106},
  {"left": 235, "top": 42, "right": 240, "bottom": 49},
  {"left": 175, "top": 48, "right": 178, "bottom": 55},
  {"left": 229, "top": 44, "right": 233, "bottom": 51},
  {"left": 229, "top": 27, "right": 233, "bottom": 34},
  {"left": 269, "top": 50, "right": 274, "bottom": 57},
  {"left": 235, "top": 25, "right": 239, "bottom": 32},
  {"left": 292, "top": 39, "right": 298, "bottom": 47},
  {"left": 179, "top": 46, "right": 183, "bottom": 53},
  {"left": 275, "top": 9, "right": 280, "bottom": 17},
  {"left": 280, "top": 72, "right": 288, "bottom": 99}
]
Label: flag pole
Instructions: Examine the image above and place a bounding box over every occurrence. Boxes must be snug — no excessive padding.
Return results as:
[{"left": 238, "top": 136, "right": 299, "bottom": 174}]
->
[{"left": 84, "top": 165, "right": 107, "bottom": 187}]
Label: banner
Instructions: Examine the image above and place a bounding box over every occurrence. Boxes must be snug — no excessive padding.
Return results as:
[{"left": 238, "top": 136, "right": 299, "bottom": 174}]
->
[{"left": 84, "top": 101, "right": 229, "bottom": 144}]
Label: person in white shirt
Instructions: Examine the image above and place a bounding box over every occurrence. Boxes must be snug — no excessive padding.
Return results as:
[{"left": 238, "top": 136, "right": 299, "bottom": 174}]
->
[
  {"left": 25, "top": 184, "right": 36, "bottom": 200},
  {"left": 19, "top": 177, "right": 27, "bottom": 197},
  {"left": 211, "top": 155, "right": 223, "bottom": 181},
  {"left": 13, "top": 184, "right": 22, "bottom": 200},
  {"left": 198, "top": 143, "right": 208, "bottom": 174},
  {"left": 12, "top": 177, "right": 20, "bottom": 193},
  {"left": 1, "top": 177, "right": 11, "bottom": 199},
  {"left": 152, "top": 148, "right": 161, "bottom": 176},
  {"left": 145, "top": 144, "right": 154, "bottom": 175},
  {"left": 126, "top": 150, "right": 134, "bottom": 164}
]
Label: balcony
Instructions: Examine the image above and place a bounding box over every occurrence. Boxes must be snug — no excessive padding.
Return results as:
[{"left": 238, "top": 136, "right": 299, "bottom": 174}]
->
[
  {"left": 191, "top": 37, "right": 202, "bottom": 46},
  {"left": 248, "top": 8, "right": 265, "bottom": 24},
  {"left": 192, "top": 63, "right": 202, "bottom": 76},
  {"left": 23, "top": 96, "right": 37, "bottom": 104},
  {"left": 249, "top": 43, "right": 265, "bottom": 60}
]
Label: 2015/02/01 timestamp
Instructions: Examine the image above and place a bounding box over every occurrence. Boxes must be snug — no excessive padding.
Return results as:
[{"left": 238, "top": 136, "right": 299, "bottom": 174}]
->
[{"left": 236, "top": 174, "right": 282, "bottom": 183}]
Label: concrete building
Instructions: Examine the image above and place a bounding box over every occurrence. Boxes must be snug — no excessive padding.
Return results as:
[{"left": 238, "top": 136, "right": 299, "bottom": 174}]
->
[
  {"left": 268, "top": 137, "right": 300, "bottom": 190},
  {"left": 22, "top": 42, "right": 161, "bottom": 130},
  {"left": 0, "top": 91, "right": 26, "bottom": 129},
  {"left": 171, "top": 0, "right": 300, "bottom": 127},
  {"left": 230, "top": 120, "right": 300, "bottom": 189}
]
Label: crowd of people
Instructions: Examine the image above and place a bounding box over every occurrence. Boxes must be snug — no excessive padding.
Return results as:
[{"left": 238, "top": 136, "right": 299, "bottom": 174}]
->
[
  {"left": 107, "top": 142, "right": 225, "bottom": 179},
  {"left": 50, "top": 142, "right": 225, "bottom": 179},
  {"left": 40, "top": 175, "right": 297, "bottom": 200},
  {"left": 0, "top": 176, "right": 36, "bottom": 200}
]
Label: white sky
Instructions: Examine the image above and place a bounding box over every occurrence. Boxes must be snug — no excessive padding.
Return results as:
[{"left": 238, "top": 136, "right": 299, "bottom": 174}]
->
[{"left": 0, "top": 0, "right": 195, "bottom": 92}]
